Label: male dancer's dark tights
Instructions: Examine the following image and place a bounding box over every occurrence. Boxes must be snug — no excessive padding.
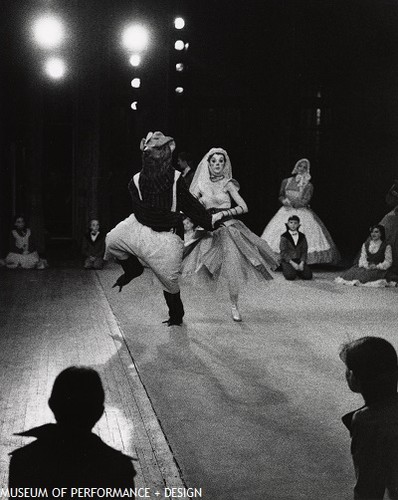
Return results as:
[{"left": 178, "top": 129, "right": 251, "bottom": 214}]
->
[{"left": 113, "top": 255, "right": 184, "bottom": 326}]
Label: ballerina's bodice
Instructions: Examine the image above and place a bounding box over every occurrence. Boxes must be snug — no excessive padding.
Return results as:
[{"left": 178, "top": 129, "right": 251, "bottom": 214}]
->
[{"left": 199, "top": 182, "right": 231, "bottom": 210}]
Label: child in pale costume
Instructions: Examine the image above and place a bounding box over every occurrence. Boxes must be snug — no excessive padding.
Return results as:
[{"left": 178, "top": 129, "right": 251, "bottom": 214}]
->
[
  {"left": 261, "top": 158, "right": 340, "bottom": 264},
  {"left": 5, "top": 215, "right": 47, "bottom": 269},
  {"left": 182, "top": 148, "right": 279, "bottom": 322},
  {"left": 105, "top": 132, "right": 222, "bottom": 326}
]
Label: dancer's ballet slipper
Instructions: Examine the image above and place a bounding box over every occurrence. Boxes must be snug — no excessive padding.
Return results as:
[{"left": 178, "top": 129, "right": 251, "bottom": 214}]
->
[{"left": 231, "top": 305, "right": 242, "bottom": 322}]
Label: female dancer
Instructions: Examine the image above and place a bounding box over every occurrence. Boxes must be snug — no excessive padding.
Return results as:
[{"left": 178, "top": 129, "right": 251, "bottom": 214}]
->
[
  {"left": 335, "top": 224, "right": 396, "bottom": 287},
  {"left": 183, "top": 148, "right": 279, "bottom": 322},
  {"left": 261, "top": 158, "right": 340, "bottom": 264}
]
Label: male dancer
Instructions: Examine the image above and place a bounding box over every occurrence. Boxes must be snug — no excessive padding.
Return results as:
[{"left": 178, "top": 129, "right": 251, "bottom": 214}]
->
[{"left": 105, "top": 131, "right": 222, "bottom": 326}]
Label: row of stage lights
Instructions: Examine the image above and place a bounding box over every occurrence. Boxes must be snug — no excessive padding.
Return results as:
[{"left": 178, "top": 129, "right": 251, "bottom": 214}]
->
[
  {"left": 33, "top": 16, "right": 67, "bottom": 79},
  {"left": 173, "top": 17, "right": 189, "bottom": 97},
  {"left": 128, "top": 17, "right": 188, "bottom": 111},
  {"left": 31, "top": 14, "right": 189, "bottom": 111}
]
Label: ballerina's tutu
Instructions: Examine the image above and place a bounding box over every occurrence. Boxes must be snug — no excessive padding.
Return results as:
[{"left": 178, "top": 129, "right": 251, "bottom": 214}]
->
[{"left": 182, "top": 219, "right": 279, "bottom": 293}]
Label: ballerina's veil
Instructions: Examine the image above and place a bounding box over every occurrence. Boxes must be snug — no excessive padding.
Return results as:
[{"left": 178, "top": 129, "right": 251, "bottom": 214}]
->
[{"left": 189, "top": 147, "right": 234, "bottom": 196}]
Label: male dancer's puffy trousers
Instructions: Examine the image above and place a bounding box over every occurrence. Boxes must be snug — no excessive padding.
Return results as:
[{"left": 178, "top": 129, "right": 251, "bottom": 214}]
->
[{"left": 105, "top": 214, "right": 185, "bottom": 325}]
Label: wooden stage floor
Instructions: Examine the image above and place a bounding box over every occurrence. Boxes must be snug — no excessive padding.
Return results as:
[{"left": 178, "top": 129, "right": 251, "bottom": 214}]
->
[
  {"left": 0, "top": 267, "right": 183, "bottom": 497},
  {"left": 0, "top": 264, "right": 397, "bottom": 499}
]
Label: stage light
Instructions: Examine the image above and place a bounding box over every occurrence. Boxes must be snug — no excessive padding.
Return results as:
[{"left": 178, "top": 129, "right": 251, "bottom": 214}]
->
[
  {"left": 129, "top": 54, "right": 141, "bottom": 67},
  {"left": 175, "top": 63, "right": 184, "bottom": 72},
  {"left": 131, "top": 101, "right": 138, "bottom": 110},
  {"left": 122, "top": 25, "right": 149, "bottom": 51},
  {"left": 174, "top": 17, "right": 185, "bottom": 30},
  {"left": 131, "top": 78, "right": 141, "bottom": 88},
  {"left": 45, "top": 57, "right": 66, "bottom": 79},
  {"left": 316, "top": 108, "right": 321, "bottom": 126},
  {"left": 175, "top": 86, "right": 184, "bottom": 94},
  {"left": 174, "top": 40, "right": 184, "bottom": 51},
  {"left": 33, "top": 15, "right": 65, "bottom": 49}
]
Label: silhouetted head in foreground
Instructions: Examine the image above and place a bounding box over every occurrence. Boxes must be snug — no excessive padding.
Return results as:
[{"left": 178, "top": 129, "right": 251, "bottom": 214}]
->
[
  {"left": 9, "top": 366, "right": 136, "bottom": 488},
  {"left": 340, "top": 336, "right": 398, "bottom": 404},
  {"left": 49, "top": 366, "right": 105, "bottom": 432}
]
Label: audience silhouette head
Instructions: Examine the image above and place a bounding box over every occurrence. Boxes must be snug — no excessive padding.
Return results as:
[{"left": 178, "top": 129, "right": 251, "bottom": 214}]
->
[
  {"left": 340, "top": 336, "right": 398, "bottom": 403},
  {"left": 9, "top": 366, "right": 136, "bottom": 488},
  {"left": 48, "top": 366, "right": 105, "bottom": 432}
]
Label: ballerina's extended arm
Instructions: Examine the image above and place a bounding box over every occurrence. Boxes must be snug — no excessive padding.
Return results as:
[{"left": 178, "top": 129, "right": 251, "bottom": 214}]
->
[{"left": 217, "top": 182, "right": 248, "bottom": 219}]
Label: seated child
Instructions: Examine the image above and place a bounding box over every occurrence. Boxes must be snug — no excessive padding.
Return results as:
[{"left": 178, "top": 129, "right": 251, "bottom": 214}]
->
[
  {"left": 183, "top": 216, "right": 199, "bottom": 245},
  {"left": 335, "top": 224, "right": 395, "bottom": 287},
  {"left": 5, "top": 215, "right": 44, "bottom": 269},
  {"left": 340, "top": 337, "right": 398, "bottom": 500},
  {"left": 279, "top": 215, "right": 312, "bottom": 280},
  {"left": 82, "top": 219, "right": 106, "bottom": 270},
  {"left": 182, "top": 216, "right": 202, "bottom": 258}
]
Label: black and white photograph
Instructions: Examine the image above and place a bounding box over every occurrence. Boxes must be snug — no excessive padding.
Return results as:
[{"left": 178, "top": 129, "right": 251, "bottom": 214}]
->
[{"left": 1, "top": 1, "right": 398, "bottom": 499}]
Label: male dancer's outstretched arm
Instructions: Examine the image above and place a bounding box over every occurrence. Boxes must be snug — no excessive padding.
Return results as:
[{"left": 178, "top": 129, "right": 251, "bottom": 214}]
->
[{"left": 176, "top": 176, "right": 217, "bottom": 231}]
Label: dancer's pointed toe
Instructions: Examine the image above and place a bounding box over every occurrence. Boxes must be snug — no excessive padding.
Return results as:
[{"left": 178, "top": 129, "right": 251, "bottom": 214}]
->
[{"left": 231, "top": 305, "right": 242, "bottom": 322}]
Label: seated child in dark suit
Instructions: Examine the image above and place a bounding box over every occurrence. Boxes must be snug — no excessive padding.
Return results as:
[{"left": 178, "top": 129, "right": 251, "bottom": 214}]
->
[
  {"left": 340, "top": 337, "right": 398, "bottom": 500},
  {"left": 82, "top": 219, "right": 106, "bottom": 270},
  {"left": 279, "top": 215, "right": 312, "bottom": 280}
]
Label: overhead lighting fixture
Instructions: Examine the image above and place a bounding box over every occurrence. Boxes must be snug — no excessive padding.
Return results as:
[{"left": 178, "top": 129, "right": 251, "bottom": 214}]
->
[
  {"left": 45, "top": 57, "right": 66, "bottom": 79},
  {"left": 174, "top": 17, "right": 185, "bottom": 30},
  {"left": 129, "top": 54, "right": 141, "bottom": 67},
  {"left": 174, "top": 40, "right": 184, "bottom": 51},
  {"left": 131, "top": 78, "right": 141, "bottom": 88},
  {"left": 122, "top": 24, "right": 149, "bottom": 51},
  {"left": 33, "top": 15, "right": 65, "bottom": 49}
]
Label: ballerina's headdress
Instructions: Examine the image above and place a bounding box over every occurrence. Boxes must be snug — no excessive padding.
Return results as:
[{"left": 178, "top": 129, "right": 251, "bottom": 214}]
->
[
  {"left": 291, "top": 158, "right": 311, "bottom": 191},
  {"left": 189, "top": 147, "right": 233, "bottom": 196}
]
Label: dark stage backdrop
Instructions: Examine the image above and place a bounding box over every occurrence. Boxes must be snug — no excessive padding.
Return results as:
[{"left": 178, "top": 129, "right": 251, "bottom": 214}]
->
[
  {"left": 169, "top": 0, "right": 398, "bottom": 257},
  {"left": 1, "top": 0, "right": 398, "bottom": 260}
]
